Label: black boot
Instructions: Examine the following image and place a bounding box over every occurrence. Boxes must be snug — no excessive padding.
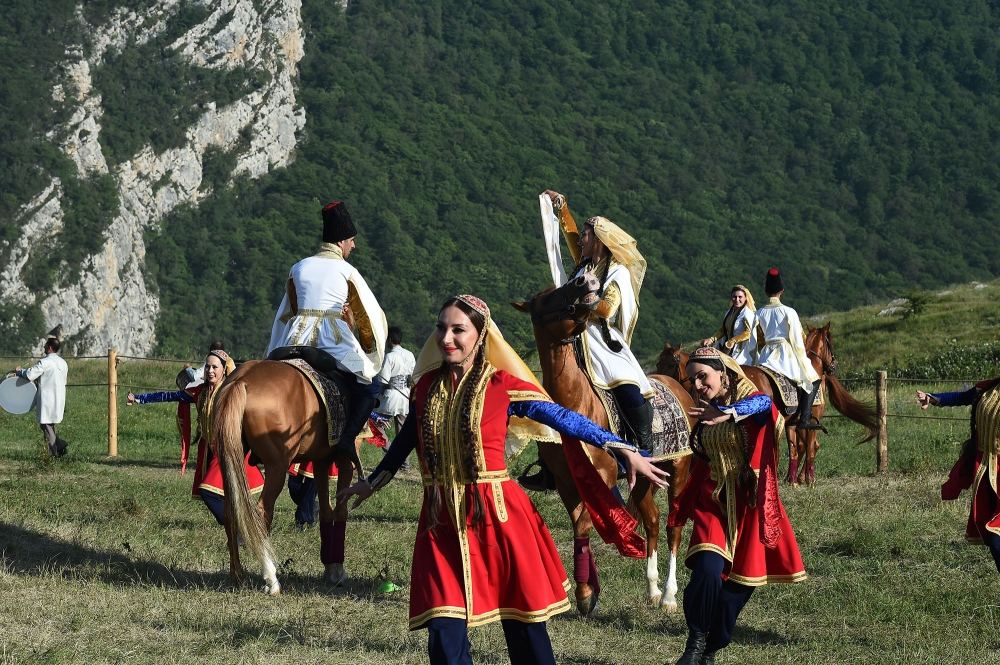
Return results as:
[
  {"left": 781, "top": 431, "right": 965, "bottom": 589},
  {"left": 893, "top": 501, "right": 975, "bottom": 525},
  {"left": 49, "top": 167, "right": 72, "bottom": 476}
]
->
[
  {"left": 517, "top": 459, "right": 556, "bottom": 492},
  {"left": 54, "top": 438, "right": 68, "bottom": 457},
  {"left": 336, "top": 390, "right": 378, "bottom": 475},
  {"left": 796, "top": 379, "right": 826, "bottom": 432},
  {"left": 622, "top": 400, "right": 655, "bottom": 453},
  {"left": 675, "top": 630, "right": 707, "bottom": 665},
  {"left": 701, "top": 647, "right": 718, "bottom": 665}
]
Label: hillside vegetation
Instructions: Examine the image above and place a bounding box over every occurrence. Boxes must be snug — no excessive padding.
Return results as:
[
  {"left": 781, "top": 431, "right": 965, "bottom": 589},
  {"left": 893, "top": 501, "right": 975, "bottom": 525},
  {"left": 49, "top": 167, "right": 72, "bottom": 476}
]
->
[{"left": 2, "top": 1, "right": 1000, "bottom": 359}]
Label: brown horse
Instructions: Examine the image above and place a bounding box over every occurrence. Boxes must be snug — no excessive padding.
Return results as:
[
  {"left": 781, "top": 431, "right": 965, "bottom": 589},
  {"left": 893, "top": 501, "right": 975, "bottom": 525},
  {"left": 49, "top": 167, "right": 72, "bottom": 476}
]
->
[
  {"left": 211, "top": 360, "right": 358, "bottom": 594},
  {"left": 782, "top": 324, "right": 877, "bottom": 485},
  {"left": 655, "top": 342, "right": 690, "bottom": 386},
  {"left": 514, "top": 276, "right": 695, "bottom": 614}
]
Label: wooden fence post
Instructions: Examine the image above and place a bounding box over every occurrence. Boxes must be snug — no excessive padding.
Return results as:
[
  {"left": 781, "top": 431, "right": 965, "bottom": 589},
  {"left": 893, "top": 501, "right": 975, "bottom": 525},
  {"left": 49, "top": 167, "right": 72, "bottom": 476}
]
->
[
  {"left": 875, "top": 370, "right": 888, "bottom": 473},
  {"left": 108, "top": 347, "right": 118, "bottom": 457}
]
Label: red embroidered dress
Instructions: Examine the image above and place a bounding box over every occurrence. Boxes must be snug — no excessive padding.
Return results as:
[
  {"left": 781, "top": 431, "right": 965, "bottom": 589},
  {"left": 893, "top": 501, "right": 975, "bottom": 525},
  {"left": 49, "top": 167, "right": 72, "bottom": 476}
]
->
[
  {"left": 937, "top": 380, "right": 1000, "bottom": 543},
  {"left": 670, "top": 387, "right": 806, "bottom": 586},
  {"left": 407, "top": 367, "right": 571, "bottom": 629}
]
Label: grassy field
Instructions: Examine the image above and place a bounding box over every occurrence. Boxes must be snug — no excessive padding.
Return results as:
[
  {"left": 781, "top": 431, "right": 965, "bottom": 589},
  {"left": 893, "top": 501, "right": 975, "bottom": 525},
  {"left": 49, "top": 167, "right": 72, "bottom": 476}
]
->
[{"left": 1, "top": 341, "right": 999, "bottom": 663}]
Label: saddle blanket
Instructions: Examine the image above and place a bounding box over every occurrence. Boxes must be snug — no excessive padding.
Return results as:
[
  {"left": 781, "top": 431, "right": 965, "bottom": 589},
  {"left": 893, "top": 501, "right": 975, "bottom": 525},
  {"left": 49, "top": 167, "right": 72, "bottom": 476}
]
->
[
  {"left": 596, "top": 378, "right": 691, "bottom": 462},
  {"left": 757, "top": 366, "right": 824, "bottom": 415},
  {"left": 280, "top": 358, "right": 346, "bottom": 448}
]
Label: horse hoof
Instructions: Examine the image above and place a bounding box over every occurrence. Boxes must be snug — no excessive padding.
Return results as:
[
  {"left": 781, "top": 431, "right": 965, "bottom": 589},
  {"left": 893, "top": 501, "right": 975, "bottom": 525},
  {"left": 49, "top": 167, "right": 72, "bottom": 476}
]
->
[
  {"left": 264, "top": 582, "right": 281, "bottom": 596},
  {"left": 647, "top": 593, "right": 662, "bottom": 607},
  {"left": 325, "top": 564, "right": 347, "bottom": 587},
  {"left": 576, "top": 593, "right": 599, "bottom": 617},
  {"left": 659, "top": 599, "right": 679, "bottom": 613}
]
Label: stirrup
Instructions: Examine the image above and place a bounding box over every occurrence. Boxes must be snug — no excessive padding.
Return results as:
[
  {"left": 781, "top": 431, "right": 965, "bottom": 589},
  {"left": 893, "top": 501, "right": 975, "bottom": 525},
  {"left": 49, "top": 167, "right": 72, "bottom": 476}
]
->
[{"left": 797, "top": 417, "right": 828, "bottom": 433}]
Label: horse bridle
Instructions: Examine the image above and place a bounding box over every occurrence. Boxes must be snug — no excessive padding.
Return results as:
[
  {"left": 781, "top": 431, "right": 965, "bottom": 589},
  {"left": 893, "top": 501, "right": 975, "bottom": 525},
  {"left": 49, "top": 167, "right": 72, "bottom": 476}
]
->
[{"left": 807, "top": 329, "right": 838, "bottom": 375}]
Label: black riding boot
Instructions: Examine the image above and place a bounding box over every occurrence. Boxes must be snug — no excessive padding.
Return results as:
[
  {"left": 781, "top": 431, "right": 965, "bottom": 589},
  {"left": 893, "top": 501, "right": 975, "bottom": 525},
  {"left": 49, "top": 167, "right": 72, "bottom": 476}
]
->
[
  {"left": 517, "top": 458, "right": 556, "bottom": 492},
  {"left": 622, "top": 401, "right": 655, "bottom": 453},
  {"left": 336, "top": 386, "right": 378, "bottom": 474},
  {"left": 796, "top": 379, "right": 826, "bottom": 431},
  {"left": 675, "top": 631, "right": 707, "bottom": 665}
]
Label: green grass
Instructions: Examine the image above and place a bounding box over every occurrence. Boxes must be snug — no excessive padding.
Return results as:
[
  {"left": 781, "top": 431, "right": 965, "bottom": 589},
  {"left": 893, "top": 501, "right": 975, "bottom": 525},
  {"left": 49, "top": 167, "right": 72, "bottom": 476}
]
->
[{"left": 0, "top": 357, "right": 998, "bottom": 664}]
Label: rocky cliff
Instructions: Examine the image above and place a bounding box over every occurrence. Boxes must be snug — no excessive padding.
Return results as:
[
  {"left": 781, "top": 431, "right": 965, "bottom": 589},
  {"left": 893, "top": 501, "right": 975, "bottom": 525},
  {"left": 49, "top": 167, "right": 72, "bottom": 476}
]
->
[{"left": 0, "top": 0, "right": 305, "bottom": 355}]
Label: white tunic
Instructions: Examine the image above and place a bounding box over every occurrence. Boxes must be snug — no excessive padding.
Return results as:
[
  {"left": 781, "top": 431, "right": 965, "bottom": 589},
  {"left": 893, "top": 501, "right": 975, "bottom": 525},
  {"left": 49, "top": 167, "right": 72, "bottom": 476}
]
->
[
  {"left": 266, "top": 253, "right": 386, "bottom": 383},
  {"left": 752, "top": 297, "right": 820, "bottom": 392},
  {"left": 713, "top": 306, "right": 757, "bottom": 366},
  {"left": 24, "top": 353, "right": 68, "bottom": 424},
  {"left": 376, "top": 344, "right": 416, "bottom": 417},
  {"left": 573, "top": 262, "right": 653, "bottom": 396}
]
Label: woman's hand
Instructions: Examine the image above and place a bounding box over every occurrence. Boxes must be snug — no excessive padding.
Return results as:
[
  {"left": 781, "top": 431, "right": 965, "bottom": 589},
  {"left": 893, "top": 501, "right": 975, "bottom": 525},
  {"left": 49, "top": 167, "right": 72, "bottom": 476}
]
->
[
  {"left": 336, "top": 479, "right": 374, "bottom": 509},
  {"left": 700, "top": 338, "right": 714, "bottom": 348},
  {"left": 687, "top": 400, "right": 731, "bottom": 425},
  {"left": 542, "top": 189, "right": 565, "bottom": 209},
  {"left": 126, "top": 392, "right": 137, "bottom": 406},
  {"left": 616, "top": 448, "right": 670, "bottom": 490},
  {"left": 915, "top": 391, "right": 938, "bottom": 410}
]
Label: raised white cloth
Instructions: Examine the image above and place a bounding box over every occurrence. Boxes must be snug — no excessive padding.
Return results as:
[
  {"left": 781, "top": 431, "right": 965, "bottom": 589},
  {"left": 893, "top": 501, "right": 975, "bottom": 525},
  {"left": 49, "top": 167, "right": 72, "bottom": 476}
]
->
[
  {"left": 752, "top": 299, "right": 819, "bottom": 392},
  {"left": 376, "top": 344, "right": 416, "bottom": 417},
  {"left": 266, "top": 253, "right": 386, "bottom": 383},
  {"left": 22, "top": 353, "right": 68, "bottom": 424}
]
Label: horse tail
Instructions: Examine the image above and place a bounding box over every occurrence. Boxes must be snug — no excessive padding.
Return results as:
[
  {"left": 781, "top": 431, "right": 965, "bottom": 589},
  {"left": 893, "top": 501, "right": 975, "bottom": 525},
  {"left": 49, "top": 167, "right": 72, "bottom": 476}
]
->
[
  {"left": 214, "top": 380, "right": 274, "bottom": 567},
  {"left": 825, "top": 374, "right": 878, "bottom": 443}
]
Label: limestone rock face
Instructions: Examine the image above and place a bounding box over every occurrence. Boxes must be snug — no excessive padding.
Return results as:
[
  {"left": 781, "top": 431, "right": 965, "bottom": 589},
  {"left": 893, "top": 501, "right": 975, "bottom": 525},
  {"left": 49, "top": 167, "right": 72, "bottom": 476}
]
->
[{"left": 0, "top": 0, "right": 306, "bottom": 355}]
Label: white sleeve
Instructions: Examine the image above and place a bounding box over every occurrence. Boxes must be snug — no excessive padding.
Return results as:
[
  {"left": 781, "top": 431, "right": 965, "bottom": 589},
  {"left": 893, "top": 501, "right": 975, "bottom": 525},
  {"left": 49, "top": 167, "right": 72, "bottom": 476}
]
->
[{"left": 24, "top": 358, "right": 47, "bottom": 382}]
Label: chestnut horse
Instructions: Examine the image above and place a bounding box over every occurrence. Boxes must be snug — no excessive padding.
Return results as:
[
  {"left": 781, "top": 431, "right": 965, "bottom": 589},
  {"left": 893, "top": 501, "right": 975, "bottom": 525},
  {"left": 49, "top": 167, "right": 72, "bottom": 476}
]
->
[
  {"left": 784, "top": 324, "right": 877, "bottom": 484},
  {"left": 514, "top": 277, "right": 694, "bottom": 614},
  {"left": 211, "top": 360, "right": 358, "bottom": 594}
]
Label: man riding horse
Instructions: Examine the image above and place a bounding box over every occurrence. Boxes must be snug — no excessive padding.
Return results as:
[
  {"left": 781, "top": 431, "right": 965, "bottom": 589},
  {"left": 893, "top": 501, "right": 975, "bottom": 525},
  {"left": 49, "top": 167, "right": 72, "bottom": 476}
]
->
[
  {"left": 519, "top": 190, "right": 655, "bottom": 491},
  {"left": 265, "top": 200, "right": 388, "bottom": 464},
  {"left": 753, "top": 267, "right": 823, "bottom": 430}
]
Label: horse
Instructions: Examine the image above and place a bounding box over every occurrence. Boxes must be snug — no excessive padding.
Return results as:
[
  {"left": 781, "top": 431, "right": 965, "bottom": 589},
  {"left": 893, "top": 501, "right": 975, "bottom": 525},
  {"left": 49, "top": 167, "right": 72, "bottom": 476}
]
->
[
  {"left": 655, "top": 341, "right": 690, "bottom": 386},
  {"left": 781, "top": 323, "right": 877, "bottom": 485},
  {"left": 513, "top": 276, "right": 695, "bottom": 614},
  {"left": 210, "top": 359, "right": 359, "bottom": 594}
]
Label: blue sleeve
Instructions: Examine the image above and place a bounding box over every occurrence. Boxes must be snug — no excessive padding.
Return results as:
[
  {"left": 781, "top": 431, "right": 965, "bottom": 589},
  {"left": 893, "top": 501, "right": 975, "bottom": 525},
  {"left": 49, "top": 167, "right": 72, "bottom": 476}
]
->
[
  {"left": 719, "top": 393, "right": 773, "bottom": 424},
  {"left": 931, "top": 388, "right": 978, "bottom": 407},
  {"left": 367, "top": 412, "right": 418, "bottom": 485},
  {"left": 508, "top": 400, "right": 632, "bottom": 450},
  {"left": 133, "top": 390, "right": 193, "bottom": 404}
]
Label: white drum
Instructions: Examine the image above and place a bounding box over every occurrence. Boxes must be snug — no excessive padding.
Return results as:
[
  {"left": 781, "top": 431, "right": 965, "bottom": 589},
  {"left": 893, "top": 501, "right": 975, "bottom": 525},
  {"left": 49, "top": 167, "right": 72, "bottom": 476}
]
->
[{"left": 0, "top": 375, "right": 37, "bottom": 414}]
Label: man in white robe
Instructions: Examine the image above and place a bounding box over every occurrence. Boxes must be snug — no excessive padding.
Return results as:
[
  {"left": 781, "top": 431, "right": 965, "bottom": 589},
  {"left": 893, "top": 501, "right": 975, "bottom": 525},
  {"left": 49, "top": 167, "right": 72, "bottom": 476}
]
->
[
  {"left": 753, "top": 267, "right": 823, "bottom": 430},
  {"left": 376, "top": 326, "right": 415, "bottom": 432},
  {"left": 266, "top": 201, "right": 388, "bottom": 457},
  {"left": 16, "top": 336, "right": 69, "bottom": 456}
]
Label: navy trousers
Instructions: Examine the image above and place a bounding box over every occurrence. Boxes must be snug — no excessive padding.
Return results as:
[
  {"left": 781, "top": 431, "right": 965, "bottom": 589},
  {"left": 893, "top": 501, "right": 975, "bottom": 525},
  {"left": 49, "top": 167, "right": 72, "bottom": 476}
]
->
[
  {"left": 288, "top": 473, "right": 318, "bottom": 525},
  {"left": 199, "top": 489, "right": 225, "bottom": 526},
  {"left": 683, "top": 552, "right": 755, "bottom": 651},
  {"left": 425, "top": 618, "right": 555, "bottom": 665},
  {"left": 984, "top": 530, "right": 1000, "bottom": 574},
  {"left": 610, "top": 383, "right": 645, "bottom": 409}
]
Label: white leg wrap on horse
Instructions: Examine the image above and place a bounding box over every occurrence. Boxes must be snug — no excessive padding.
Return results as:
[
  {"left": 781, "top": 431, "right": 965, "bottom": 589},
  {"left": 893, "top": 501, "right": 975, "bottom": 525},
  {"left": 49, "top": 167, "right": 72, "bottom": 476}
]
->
[
  {"left": 646, "top": 550, "right": 660, "bottom": 600},
  {"left": 262, "top": 554, "right": 280, "bottom": 595},
  {"left": 661, "top": 552, "right": 678, "bottom": 610}
]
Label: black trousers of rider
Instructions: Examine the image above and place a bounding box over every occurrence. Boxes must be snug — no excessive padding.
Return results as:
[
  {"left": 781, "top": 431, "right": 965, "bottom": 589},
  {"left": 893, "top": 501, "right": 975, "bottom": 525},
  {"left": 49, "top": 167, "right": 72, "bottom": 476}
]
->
[
  {"left": 984, "top": 530, "right": 1000, "bottom": 574},
  {"left": 683, "top": 552, "right": 756, "bottom": 652},
  {"left": 425, "top": 617, "right": 555, "bottom": 665}
]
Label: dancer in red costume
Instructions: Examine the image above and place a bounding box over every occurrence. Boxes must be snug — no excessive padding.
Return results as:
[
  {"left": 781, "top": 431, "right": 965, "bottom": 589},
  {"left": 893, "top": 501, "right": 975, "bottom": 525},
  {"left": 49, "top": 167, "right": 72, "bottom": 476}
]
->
[
  {"left": 339, "top": 295, "right": 666, "bottom": 665},
  {"left": 127, "top": 349, "right": 264, "bottom": 524},
  {"left": 671, "top": 346, "right": 806, "bottom": 665}
]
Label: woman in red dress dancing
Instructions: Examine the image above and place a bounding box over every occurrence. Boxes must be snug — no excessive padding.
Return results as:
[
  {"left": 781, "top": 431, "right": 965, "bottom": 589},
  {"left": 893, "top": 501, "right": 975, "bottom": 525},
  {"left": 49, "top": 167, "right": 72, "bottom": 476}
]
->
[
  {"left": 339, "top": 294, "right": 666, "bottom": 664},
  {"left": 671, "top": 346, "right": 806, "bottom": 664}
]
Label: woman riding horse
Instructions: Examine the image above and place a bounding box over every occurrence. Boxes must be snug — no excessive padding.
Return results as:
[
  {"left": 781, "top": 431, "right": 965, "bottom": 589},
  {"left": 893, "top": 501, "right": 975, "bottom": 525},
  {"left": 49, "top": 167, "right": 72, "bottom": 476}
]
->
[
  {"left": 701, "top": 284, "right": 758, "bottom": 366},
  {"left": 520, "top": 189, "right": 655, "bottom": 490}
]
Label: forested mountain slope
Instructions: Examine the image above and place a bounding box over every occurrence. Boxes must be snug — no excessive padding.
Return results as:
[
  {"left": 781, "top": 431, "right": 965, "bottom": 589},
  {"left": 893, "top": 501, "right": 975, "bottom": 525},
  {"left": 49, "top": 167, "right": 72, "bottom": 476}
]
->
[{"left": 2, "top": 0, "right": 998, "bottom": 359}]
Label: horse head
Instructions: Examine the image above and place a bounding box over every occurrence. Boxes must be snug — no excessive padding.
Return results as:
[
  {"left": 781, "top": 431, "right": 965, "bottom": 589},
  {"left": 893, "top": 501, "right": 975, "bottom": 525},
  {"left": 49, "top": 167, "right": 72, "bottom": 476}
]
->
[
  {"left": 655, "top": 341, "right": 690, "bottom": 384},
  {"left": 805, "top": 322, "right": 838, "bottom": 375},
  {"left": 512, "top": 273, "right": 601, "bottom": 345}
]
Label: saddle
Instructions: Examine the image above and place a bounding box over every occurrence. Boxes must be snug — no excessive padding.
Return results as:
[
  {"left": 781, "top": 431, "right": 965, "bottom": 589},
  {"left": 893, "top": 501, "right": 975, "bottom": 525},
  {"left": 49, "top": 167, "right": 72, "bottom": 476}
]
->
[
  {"left": 757, "top": 366, "right": 824, "bottom": 416},
  {"left": 593, "top": 379, "right": 691, "bottom": 463}
]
